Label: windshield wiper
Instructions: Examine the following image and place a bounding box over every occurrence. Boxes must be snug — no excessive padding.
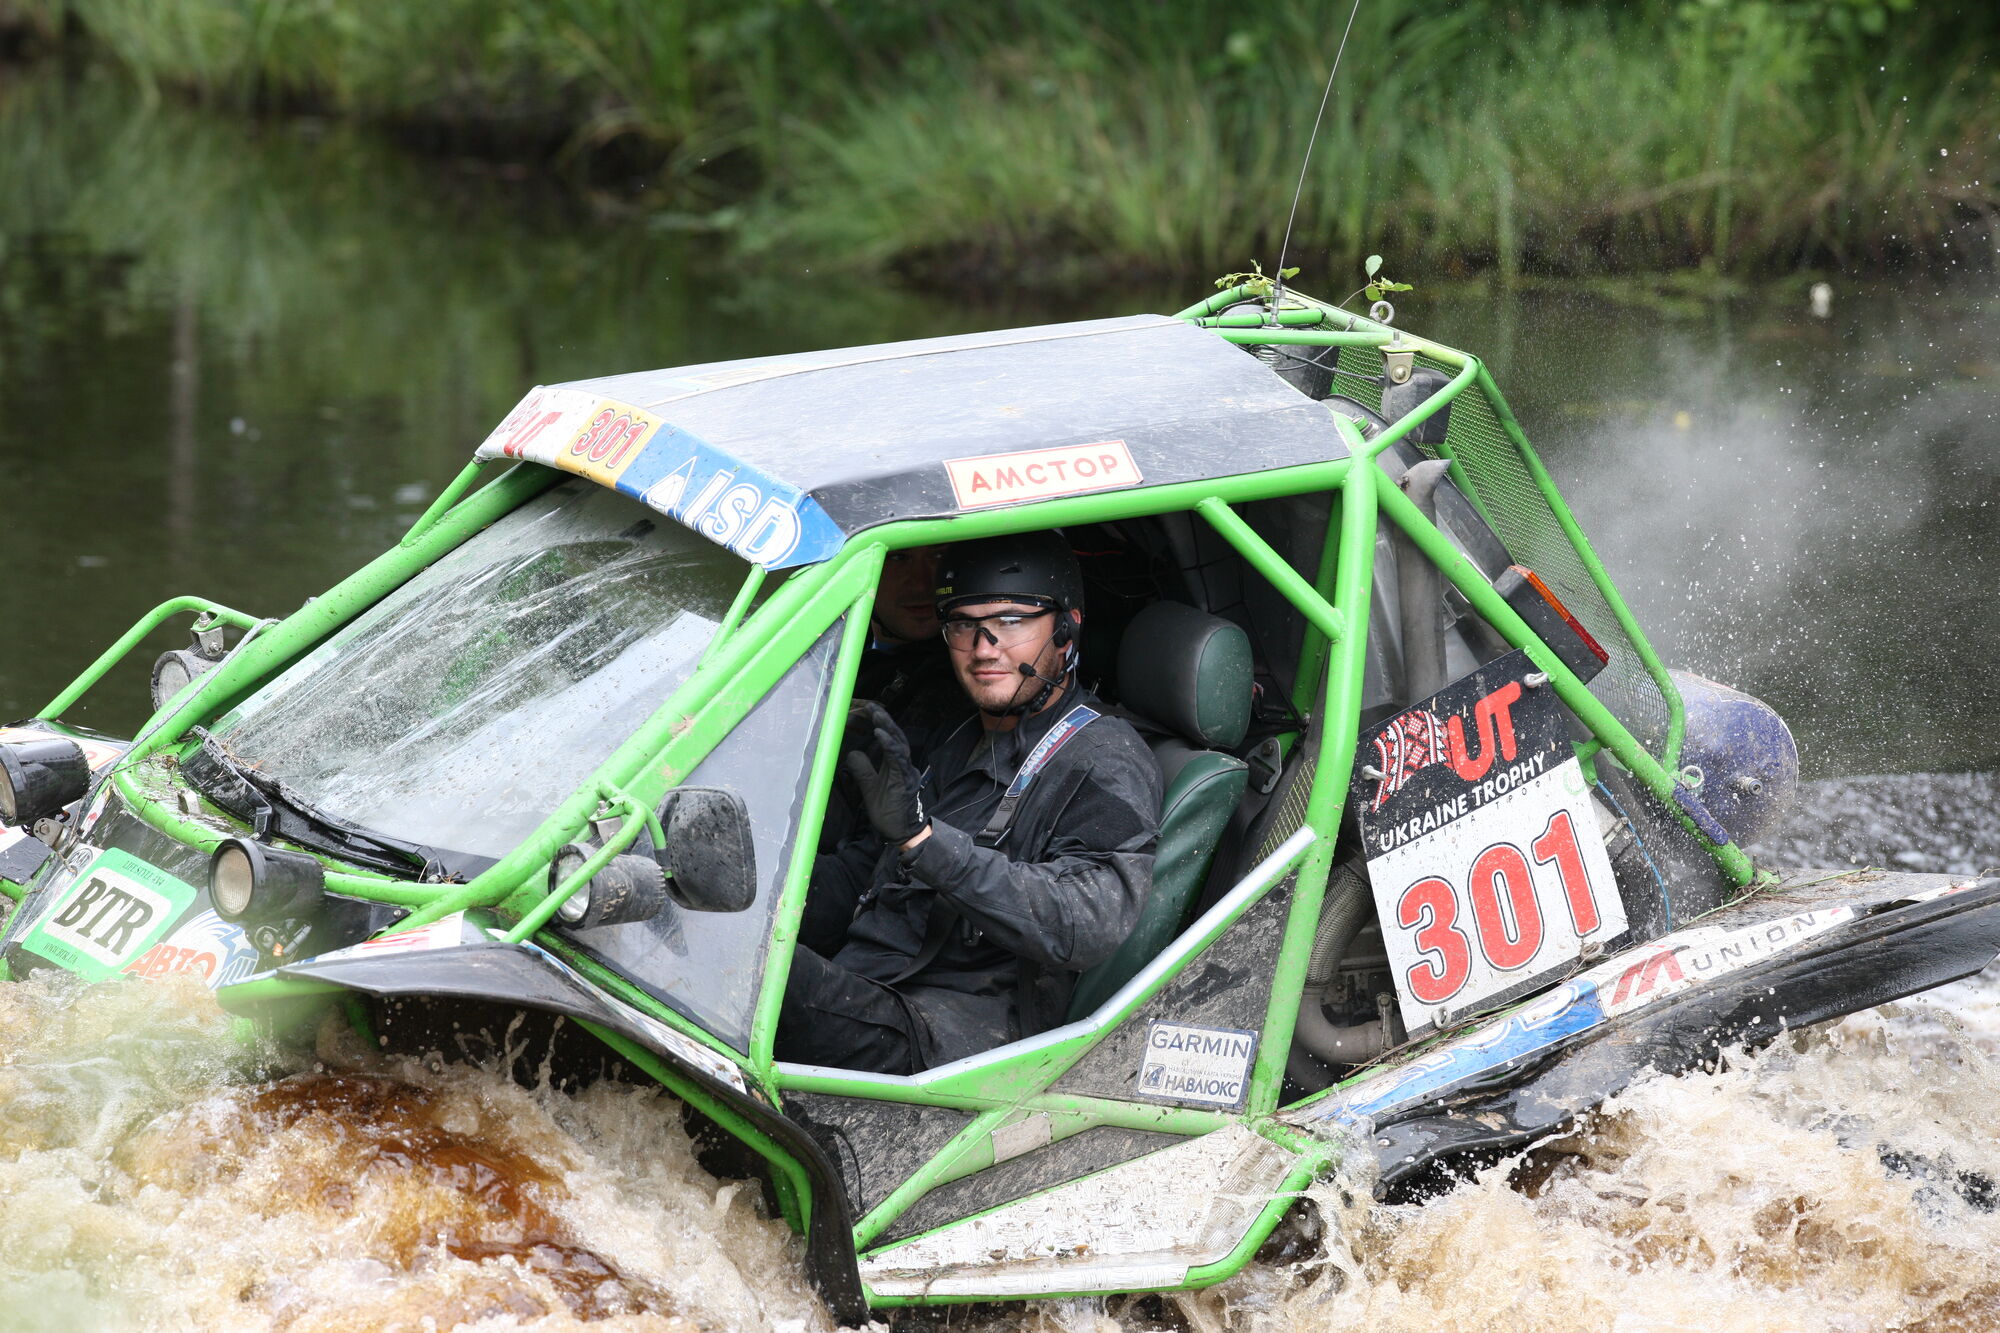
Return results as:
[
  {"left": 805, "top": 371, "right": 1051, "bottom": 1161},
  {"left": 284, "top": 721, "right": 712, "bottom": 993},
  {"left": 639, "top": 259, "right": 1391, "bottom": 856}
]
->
[{"left": 183, "top": 729, "right": 446, "bottom": 880}]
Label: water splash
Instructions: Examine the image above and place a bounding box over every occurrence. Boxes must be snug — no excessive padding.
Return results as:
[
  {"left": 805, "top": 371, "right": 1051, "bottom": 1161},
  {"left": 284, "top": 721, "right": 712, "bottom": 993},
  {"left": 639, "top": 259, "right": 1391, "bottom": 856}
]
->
[{"left": 0, "top": 974, "right": 825, "bottom": 1332}]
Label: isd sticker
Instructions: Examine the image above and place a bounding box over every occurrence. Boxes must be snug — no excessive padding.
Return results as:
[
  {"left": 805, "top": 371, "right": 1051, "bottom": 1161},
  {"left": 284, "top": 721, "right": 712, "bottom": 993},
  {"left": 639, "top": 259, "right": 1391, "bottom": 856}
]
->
[
  {"left": 1136, "top": 1021, "right": 1258, "bottom": 1110},
  {"left": 22, "top": 849, "right": 196, "bottom": 981}
]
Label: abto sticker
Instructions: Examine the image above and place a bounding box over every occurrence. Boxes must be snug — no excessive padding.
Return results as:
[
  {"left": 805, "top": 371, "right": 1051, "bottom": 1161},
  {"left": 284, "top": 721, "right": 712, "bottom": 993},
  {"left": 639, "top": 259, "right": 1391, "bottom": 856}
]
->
[
  {"left": 122, "top": 909, "right": 260, "bottom": 988},
  {"left": 945, "top": 440, "right": 1142, "bottom": 509},
  {"left": 1356, "top": 650, "right": 1627, "bottom": 1036},
  {"left": 1136, "top": 1021, "right": 1258, "bottom": 1110},
  {"left": 20, "top": 848, "right": 196, "bottom": 982}
]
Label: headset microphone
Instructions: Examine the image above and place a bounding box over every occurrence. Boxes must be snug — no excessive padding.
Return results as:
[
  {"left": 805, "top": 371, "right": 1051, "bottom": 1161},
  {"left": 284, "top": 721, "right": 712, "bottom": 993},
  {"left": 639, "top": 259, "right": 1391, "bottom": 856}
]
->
[{"left": 1017, "top": 660, "right": 1064, "bottom": 689}]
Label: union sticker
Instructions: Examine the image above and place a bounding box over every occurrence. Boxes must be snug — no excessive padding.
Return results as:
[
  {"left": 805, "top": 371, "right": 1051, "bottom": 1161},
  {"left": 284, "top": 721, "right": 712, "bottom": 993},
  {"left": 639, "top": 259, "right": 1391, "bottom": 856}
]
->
[{"left": 945, "top": 440, "right": 1141, "bottom": 509}]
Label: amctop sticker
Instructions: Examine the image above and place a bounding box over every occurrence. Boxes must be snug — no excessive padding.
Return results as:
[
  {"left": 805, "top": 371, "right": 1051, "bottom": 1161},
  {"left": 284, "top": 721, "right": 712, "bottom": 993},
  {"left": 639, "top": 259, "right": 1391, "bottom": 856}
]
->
[{"left": 944, "top": 440, "right": 1142, "bottom": 509}]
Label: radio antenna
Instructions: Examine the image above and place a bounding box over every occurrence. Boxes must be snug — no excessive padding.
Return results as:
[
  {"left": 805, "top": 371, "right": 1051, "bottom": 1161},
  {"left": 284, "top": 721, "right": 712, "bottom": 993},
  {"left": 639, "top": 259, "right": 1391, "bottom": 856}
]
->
[{"left": 1271, "top": 0, "right": 1364, "bottom": 314}]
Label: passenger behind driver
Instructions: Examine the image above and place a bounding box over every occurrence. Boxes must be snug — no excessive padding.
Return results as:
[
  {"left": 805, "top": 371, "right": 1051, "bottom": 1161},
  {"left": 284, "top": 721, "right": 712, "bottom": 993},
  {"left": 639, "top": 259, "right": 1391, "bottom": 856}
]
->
[
  {"left": 820, "top": 544, "right": 962, "bottom": 852},
  {"left": 777, "top": 532, "right": 1161, "bottom": 1074}
]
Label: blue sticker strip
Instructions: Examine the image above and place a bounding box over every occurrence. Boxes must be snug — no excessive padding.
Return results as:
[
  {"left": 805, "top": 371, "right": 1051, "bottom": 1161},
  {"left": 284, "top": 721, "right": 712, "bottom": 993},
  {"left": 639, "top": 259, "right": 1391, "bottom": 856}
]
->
[
  {"left": 614, "top": 422, "right": 846, "bottom": 570},
  {"left": 1299, "top": 978, "right": 1606, "bottom": 1133}
]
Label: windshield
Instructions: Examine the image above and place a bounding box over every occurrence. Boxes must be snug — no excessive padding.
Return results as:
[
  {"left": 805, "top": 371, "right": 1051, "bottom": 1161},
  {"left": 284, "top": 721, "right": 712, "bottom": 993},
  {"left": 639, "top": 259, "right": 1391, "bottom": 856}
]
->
[{"left": 212, "top": 479, "right": 748, "bottom": 860}]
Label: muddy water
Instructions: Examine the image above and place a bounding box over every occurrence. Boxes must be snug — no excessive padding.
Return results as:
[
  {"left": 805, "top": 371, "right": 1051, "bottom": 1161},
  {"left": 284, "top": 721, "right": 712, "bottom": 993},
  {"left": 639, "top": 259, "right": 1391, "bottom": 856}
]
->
[
  {"left": 0, "top": 974, "right": 823, "bottom": 1332},
  {"left": 5, "top": 886, "right": 2000, "bottom": 1332}
]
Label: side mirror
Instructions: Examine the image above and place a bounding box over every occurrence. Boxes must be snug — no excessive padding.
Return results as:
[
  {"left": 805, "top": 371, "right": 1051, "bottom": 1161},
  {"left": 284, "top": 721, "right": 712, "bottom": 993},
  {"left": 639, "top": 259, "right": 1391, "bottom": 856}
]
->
[{"left": 659, "top": 787, "right": 757, "bottom": 913}]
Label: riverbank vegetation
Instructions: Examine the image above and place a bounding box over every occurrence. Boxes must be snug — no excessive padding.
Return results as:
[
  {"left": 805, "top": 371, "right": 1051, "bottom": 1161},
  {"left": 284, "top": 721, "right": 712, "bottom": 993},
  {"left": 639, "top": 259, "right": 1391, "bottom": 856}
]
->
[{"left": 5, "top": 0, "right": 1996, "bottom": 283}]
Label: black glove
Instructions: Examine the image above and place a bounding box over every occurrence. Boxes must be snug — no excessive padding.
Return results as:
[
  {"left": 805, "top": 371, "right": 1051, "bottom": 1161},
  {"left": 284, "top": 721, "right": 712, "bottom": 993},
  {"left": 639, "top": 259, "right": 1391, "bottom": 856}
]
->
[{"left": 842, "top": 701, "right": 928, "bottom": 844}]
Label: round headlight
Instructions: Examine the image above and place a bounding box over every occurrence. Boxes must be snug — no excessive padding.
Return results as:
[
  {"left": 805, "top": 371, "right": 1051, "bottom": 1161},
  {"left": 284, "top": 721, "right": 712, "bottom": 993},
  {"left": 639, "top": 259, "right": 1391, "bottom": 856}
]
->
[
  {"left": 208, "top": 837, "right": 325, "bottom": 923},
  {"left": 549, "top": 843, "right": 666, "bottom": 931},
  {"left": 150, "top": 648, "right": 223, "bottom": 711},
  {"left": 0, "top": 737, "right": 90, "bottom": 829},
  {"left": 551, "top": 843, "right": 595, "bottom": 924},
  {"left": 211, "top": 841, "right": 258, "bottom": 919}
]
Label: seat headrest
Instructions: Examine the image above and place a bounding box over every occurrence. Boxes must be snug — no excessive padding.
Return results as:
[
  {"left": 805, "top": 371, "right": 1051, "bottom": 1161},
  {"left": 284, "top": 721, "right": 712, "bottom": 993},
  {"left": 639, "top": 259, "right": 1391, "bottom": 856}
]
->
[{"left": 1116, "top": 602, "right": 1253, "bottom": 751}]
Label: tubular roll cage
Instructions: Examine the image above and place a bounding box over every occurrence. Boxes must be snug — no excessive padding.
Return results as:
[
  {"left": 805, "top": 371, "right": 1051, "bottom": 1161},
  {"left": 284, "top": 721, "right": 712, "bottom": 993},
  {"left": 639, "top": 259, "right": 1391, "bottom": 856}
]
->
[{"left": 9, "top": 291, "right": 1756, "bottom": 1296}]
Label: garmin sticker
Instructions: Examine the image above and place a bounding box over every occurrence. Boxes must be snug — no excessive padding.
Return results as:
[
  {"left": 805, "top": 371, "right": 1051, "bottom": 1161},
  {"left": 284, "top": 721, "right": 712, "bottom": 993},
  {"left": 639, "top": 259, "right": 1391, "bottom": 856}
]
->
[
  {"left": 1137, "top": 1021, "right": 1258, "bottom": 1110},
  {"left": 21, "top": 848, "right": 195, "bottom": 981},
  {"left": 945, "top": 439, "right": 1142, "bottom": 509}
]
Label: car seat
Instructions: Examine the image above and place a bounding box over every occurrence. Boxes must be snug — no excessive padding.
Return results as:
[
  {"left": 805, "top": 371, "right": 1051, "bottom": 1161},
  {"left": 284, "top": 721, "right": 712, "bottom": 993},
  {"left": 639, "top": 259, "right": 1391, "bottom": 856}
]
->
[{"left": 1065, "top": 601, "right": 1253, "bottom": 1019}]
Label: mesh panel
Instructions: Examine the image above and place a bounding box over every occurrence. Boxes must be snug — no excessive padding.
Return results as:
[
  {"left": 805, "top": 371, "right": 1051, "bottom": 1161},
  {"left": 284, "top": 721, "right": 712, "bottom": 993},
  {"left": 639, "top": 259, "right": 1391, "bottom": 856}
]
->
[
  {"left": 1256, "top": 744, "right": 1319, "bottom": 861},
  {"left": 1405, "top": 353, "right": 1672, "bottom": 754},
  {"left": 1334, "top": 345, "right": 1385, "bottom": 413},
  {"left": 1304, "top": 333, "right": 1670, "bottom": 756}
]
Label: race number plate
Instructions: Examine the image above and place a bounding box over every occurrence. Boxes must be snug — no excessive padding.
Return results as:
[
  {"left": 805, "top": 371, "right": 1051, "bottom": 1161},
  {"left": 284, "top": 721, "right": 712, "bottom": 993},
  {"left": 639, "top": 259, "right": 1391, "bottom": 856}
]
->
[{"left": 1355, "top": 650, "right": 1626, "bottom": 1034}]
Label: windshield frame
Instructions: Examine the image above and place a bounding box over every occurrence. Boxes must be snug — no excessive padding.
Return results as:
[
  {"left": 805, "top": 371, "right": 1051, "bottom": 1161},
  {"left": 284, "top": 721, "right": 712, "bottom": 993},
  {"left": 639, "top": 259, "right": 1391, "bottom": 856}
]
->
[{"left": 199, "top": 478, "right": 764, "bottom": 869}]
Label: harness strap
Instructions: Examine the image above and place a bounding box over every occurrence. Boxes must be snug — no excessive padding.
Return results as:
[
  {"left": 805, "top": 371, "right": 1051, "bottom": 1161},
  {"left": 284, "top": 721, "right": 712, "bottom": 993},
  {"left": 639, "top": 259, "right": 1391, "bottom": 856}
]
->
[
  {"left": 885, "top": 703, "right": 1100, "bottom": 988},
  {"left": 974, "top": 703, "right": 1100, "bottom": 849}
]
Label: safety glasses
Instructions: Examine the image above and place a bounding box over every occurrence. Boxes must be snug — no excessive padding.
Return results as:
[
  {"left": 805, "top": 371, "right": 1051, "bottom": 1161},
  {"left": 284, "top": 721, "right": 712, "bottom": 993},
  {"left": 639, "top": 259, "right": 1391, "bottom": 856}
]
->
[{"left": 940, "top": 608, "right": 1054, "bottom": 650}]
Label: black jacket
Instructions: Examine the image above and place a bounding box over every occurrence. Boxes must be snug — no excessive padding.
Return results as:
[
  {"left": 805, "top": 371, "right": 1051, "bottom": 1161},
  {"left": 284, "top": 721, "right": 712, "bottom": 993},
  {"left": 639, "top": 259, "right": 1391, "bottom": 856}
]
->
[{"left": 806, "top": 686, "right": 1161, "bottom": 1066}]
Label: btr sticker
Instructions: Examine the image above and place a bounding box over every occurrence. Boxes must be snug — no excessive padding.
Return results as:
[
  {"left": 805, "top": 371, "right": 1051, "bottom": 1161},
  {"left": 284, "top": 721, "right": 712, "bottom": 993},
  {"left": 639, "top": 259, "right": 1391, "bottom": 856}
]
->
[
  {"left": 944, "top": 440, "right": 1141, "bottom": 509},
  {"left": 1136, "top": 1021, "right": 1258, "bottom": 1110},
  {"left": 21, "top": 849, "right": 196, "bottom": 981}
]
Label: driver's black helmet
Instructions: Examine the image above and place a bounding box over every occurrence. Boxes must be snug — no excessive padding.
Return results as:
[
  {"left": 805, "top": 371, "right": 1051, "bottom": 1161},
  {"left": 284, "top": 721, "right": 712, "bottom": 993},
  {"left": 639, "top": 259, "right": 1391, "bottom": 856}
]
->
[{"left": 935, "top": 531, "right": 1084, "bottom": 616}]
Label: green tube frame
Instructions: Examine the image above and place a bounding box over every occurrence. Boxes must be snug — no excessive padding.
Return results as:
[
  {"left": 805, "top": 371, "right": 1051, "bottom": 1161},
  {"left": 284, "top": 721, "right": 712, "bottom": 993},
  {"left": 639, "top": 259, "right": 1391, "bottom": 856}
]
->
[{"left": 19, "top": 302, "right": 1759, "bottom": 1305}]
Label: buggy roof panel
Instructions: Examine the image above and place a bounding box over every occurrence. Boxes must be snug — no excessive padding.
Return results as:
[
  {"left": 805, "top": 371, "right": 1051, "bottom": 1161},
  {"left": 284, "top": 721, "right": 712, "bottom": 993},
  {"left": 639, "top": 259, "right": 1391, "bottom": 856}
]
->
[{"left": 473, "top": 314, "right": 1346, "bottom": 568}]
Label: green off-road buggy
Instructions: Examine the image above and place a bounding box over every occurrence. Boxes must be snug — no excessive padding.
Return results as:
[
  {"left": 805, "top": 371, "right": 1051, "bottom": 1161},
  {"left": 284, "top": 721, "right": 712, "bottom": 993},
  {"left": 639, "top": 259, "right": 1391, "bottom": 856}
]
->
[{"left": 5, "top": 281, "right": 1997, "bottom": 1320}]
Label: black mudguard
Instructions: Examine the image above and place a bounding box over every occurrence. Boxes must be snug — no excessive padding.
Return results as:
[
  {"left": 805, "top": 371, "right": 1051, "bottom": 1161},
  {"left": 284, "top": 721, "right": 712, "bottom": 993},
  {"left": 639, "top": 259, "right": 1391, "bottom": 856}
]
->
[{"left": 1372, "top": 878, "right": 2000, "bottom": 1189}]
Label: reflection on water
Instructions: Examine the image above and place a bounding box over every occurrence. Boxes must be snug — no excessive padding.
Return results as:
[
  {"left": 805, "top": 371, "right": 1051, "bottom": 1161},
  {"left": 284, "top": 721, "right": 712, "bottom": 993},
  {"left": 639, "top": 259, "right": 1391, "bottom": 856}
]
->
[
  {"left": 2, "top": 72, "right": 1994, "bottom": 776},
  {"left": 0, "top": 70, "right": 1148, "bottom": 733}
]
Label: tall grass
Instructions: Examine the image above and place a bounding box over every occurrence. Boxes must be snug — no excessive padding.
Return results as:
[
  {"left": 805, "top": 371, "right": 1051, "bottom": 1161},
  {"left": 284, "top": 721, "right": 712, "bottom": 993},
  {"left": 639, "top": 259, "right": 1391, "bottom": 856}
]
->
[
  {"left": 757, "top": 3, "right": 2000, "bottom": 280},
  {"left": 15, "top": 0, "right": 2000, "bottom": 281}
]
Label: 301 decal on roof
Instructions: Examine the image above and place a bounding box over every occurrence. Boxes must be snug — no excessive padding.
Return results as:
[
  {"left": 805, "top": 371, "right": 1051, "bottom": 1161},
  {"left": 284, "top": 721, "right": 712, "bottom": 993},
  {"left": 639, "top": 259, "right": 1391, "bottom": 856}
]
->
[{"left": 475, "top": 386, "right": 845, "bottom": 570}]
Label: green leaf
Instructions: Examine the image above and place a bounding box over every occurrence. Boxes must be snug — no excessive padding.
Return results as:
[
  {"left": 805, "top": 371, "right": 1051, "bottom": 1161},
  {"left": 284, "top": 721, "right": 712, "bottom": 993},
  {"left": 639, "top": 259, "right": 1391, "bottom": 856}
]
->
[
  {"left": 1382, "top": 279, "right": 1414, "bottom": 293},
  {"left": 1364, "top": 254, "right": 1383, "bottom": 278},
  {"left": 1280, "top": 266, "right": 1300, "bottom": 280},
  {"left": 1364, "top": 284, "right": 1383, "bottom": 303}
]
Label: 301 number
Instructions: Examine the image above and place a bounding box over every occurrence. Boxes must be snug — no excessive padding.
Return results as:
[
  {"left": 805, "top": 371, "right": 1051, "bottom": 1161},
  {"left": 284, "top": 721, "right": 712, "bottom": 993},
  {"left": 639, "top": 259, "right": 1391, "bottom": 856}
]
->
[
  {"left": 570, "top": 409, "right": 649, "bottom": 470},
  {"left": 1396, "top": 809, "right": 1602, "bottom": 1004}
]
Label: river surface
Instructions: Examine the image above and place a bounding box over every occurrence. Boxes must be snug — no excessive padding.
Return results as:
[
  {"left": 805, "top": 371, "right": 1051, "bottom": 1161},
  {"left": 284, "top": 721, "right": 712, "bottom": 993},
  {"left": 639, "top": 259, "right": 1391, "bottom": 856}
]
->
[{"left": 3, "top": 71, "right": 2000, "bottom": 1332}]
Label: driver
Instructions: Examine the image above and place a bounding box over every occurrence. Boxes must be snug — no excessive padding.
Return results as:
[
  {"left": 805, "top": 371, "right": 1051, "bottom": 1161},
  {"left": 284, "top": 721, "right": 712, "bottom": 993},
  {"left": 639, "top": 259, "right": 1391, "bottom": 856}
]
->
[{"left": 777, "top": 532, "right": 1161, "bottom": 1074}]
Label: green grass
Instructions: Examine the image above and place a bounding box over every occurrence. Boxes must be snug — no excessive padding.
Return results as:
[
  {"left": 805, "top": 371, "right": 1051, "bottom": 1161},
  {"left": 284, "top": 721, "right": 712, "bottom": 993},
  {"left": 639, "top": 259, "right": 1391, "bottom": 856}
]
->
[{"left": 13, "top": 0, "right": 2000, "bottom": 283}]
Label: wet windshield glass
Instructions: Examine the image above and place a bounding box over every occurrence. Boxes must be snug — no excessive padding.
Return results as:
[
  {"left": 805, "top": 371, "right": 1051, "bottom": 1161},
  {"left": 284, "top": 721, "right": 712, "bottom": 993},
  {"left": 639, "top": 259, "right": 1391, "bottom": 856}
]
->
[{"left": 213, "top": 479, "right": 746, "bottom": 860}]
